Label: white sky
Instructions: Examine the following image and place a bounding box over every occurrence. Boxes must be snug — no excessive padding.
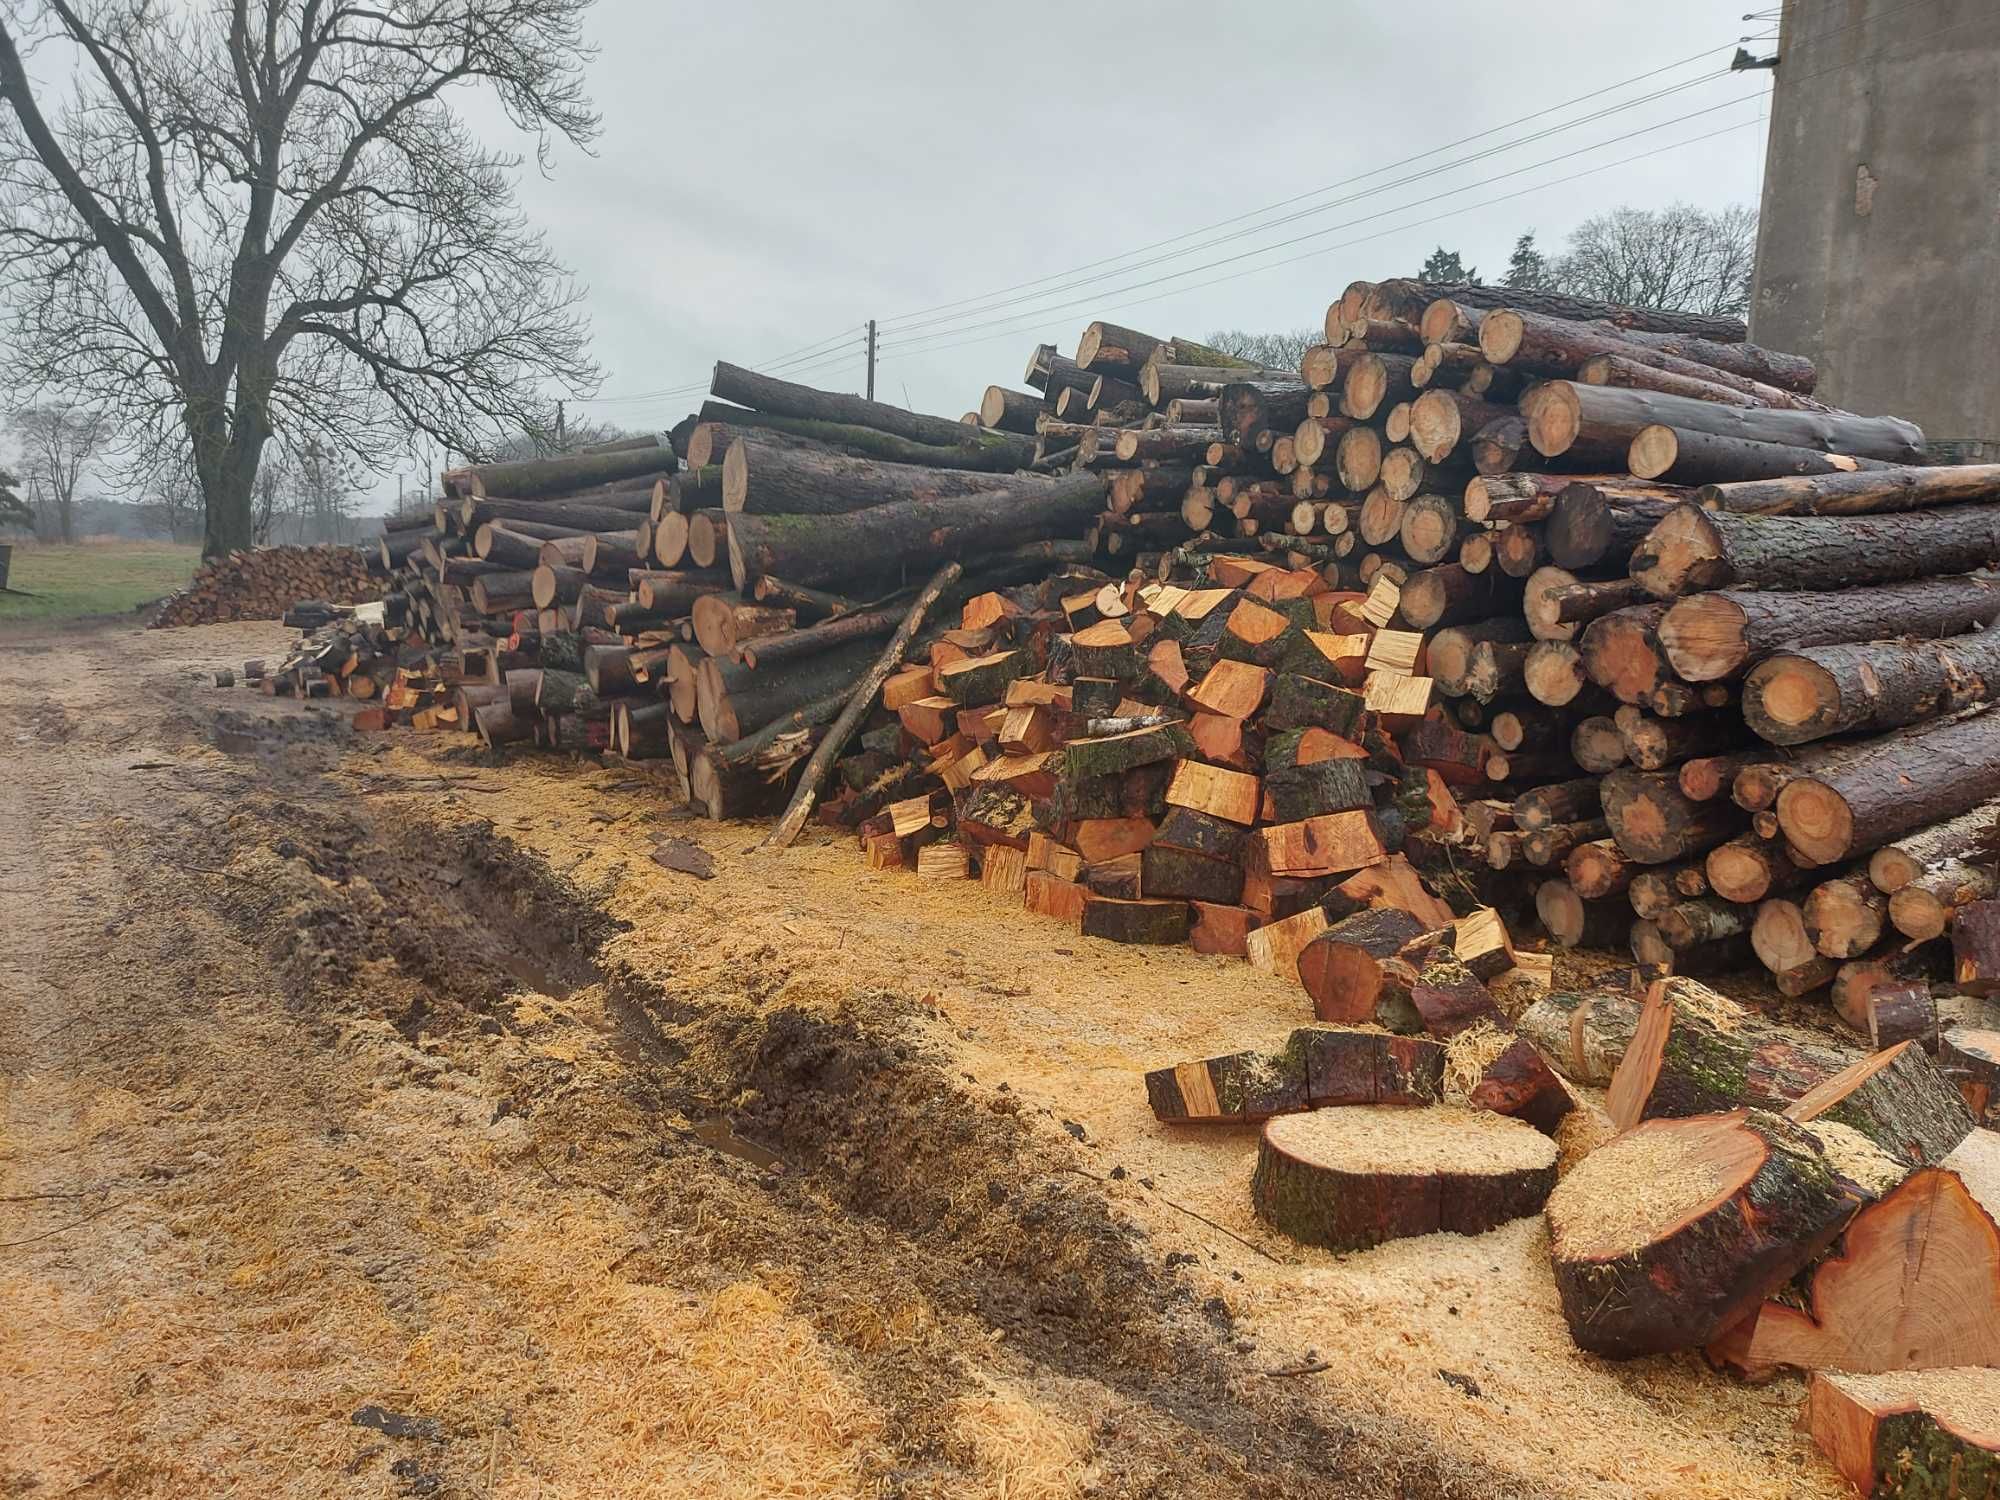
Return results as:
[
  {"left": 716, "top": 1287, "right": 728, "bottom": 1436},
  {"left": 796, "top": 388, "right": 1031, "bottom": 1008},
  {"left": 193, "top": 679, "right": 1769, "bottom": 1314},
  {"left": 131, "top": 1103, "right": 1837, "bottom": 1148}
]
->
[{"left": 394, "top": 2, "right": 1789, "bottom": 504}]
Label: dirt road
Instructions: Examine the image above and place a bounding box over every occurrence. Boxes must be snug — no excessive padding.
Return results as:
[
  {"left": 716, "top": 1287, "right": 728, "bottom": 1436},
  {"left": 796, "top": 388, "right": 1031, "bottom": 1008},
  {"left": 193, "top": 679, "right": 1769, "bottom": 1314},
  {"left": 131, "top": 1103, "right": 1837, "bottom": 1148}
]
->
[{"left": 0, "top": 620, "right": 1844, "bottom": 1499}]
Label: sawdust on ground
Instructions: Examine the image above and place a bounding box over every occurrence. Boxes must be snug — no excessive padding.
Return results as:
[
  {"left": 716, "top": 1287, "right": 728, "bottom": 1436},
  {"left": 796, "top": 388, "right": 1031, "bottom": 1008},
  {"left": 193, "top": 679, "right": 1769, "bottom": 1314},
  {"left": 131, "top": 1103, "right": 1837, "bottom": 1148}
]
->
[{"left": 0, "top": 618, "right": 1854, "bottom": 1500}]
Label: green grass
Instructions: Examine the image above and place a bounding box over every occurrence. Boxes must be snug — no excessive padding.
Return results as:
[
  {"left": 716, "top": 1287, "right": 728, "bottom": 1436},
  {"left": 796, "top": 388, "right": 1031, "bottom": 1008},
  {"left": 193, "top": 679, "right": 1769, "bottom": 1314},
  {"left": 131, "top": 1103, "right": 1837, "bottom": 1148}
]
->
[{"left": 0, "top": 539, "right": 200, "bottom": 625}]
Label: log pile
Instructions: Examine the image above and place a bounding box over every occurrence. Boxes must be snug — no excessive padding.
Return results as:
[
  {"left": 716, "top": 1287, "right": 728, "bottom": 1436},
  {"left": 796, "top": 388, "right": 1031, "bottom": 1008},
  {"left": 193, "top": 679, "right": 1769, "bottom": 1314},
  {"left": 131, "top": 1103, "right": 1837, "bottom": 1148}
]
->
[
  {"left": 151, "top": 544, "right": 377, "bottom": 626},
  {"left": 339, "top": 282, "right": 2000, "bottom": 1467}
]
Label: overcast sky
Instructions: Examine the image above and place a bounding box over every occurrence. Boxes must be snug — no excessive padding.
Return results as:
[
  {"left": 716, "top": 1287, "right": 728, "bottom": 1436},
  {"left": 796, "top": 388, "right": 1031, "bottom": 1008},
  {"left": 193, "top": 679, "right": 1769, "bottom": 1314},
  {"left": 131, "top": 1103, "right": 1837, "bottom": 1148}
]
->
[{"left": 420, "top": 0, "right": 1785, "bottom": 503}]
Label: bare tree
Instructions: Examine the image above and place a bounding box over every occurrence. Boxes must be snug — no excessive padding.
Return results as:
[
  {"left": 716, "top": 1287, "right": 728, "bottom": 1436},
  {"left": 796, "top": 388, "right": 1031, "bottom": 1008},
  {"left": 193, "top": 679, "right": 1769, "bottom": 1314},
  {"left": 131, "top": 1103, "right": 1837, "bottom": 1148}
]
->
[
  {"left": 0, "top": 1, "right": 601, "bottom": 559},
  {"left": 1549, "top": 204, "right": 1757, "bottom": 317},
  {"left": 1203, "top": 328, "right": 1320, "bottom": 372},
  {"left": 7, "top": 401, "right": 108, "bottom": 543}
]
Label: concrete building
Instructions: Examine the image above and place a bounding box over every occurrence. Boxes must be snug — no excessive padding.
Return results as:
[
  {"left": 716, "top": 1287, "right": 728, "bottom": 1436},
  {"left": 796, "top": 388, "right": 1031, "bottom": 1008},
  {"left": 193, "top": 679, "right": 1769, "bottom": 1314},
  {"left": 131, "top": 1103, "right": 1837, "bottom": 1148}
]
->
[{"left": 1750, "top": 0, "right": 2000, "bottom": 458}]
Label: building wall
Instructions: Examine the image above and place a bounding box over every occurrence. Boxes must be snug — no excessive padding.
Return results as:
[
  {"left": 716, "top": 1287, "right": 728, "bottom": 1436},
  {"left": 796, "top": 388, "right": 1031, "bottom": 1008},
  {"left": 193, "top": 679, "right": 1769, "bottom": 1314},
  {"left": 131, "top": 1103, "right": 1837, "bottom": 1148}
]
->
[{"left": 1750, "top": 0, "right": 2000, "bottom": 457}]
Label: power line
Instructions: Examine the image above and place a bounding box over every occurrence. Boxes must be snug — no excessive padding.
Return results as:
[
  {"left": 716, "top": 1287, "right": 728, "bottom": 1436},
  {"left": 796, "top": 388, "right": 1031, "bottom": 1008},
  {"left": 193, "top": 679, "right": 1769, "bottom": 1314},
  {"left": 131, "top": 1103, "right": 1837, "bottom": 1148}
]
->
[{"left": 875, "top": 1, "right": 1971, "bottom": 364}]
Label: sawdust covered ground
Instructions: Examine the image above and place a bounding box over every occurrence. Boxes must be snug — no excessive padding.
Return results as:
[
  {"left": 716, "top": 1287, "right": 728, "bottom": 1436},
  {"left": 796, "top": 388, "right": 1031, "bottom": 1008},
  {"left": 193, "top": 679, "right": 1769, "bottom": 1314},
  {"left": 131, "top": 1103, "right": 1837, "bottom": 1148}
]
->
[{"left": 0, "top": 619, "right": 1847, "bottom": 1499}]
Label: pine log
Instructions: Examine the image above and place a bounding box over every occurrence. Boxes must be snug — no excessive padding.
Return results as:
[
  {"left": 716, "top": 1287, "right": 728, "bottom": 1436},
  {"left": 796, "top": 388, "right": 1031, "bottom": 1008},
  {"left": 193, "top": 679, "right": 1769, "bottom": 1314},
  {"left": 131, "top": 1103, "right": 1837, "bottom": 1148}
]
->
[
  {"left": 1479, "top": 307, "right": 1805, "bottom": 387},
  {"left": 1660, "top": 574, "right": 2000, "bottom": 686},
  {"left": 1546, "top": 1109, "right": 1870, "bottom": 1358},
  {"left": 1251, "top": 1105, "right": 1556, "bottom": 1253},
  {"left": 1566, "top": 837, "right": 1636, "bottom": 900},
  {"left": 1743, "top": 628, "right": 2000, "bottom": 747},
  {"left": 1518, "top": 986, "right": 1642, "bottom": 1086},
  {"left": 1393, "top": 282, "right": 1748, "bottom": 342},
  {"left": 1535, "top": 878, "right": 1631, "bottom": 948},
  {"left": 1698, "top": 463, "right": 2000, "bottom": 517},
  {"left": 1706, "top": 834, "right": 1803, "bottom": 904},
  {"left": 1632, "top": 504, "right": 2000, "bottom": 599},
  {"left": 1626, "top": 425, "right": 1890, "bottom": 484},
  {"left": 724, "top": 473, "right": 1106, "bottom": 590},
  {"left": 1524, "top": 382, "right": 1918, "bottom": 465},
  {"left": 1523, "top": 567, "right": 1649, "bottom": 642},
  {"left": 1869, "top": 799, "right": 2000, "bottom": 893},
  {"left": 1776, "top": 707, "right": 2000, "bottom": 867},
  {"left": 1544, "top": 489, "right": 1679, "bottom": 571}
]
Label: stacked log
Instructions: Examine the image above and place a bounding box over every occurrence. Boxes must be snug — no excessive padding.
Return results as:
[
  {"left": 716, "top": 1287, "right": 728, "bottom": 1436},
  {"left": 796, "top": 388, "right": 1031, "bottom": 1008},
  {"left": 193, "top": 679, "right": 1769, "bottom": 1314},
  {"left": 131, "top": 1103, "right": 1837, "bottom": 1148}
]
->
[{"left": 151, "top": 544, "right": 377, "bottom": 626}]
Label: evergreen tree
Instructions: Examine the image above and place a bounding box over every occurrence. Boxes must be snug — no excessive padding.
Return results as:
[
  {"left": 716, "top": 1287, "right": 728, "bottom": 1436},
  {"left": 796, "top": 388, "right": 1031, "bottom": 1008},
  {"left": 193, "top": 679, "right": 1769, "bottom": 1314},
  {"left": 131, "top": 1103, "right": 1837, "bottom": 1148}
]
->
[
  {"left": 1505, "top": 232, "right": 1551, "bottom": 290},
  {"left": 1419, "top": 247, "right": 1479, "bottom": 284}
]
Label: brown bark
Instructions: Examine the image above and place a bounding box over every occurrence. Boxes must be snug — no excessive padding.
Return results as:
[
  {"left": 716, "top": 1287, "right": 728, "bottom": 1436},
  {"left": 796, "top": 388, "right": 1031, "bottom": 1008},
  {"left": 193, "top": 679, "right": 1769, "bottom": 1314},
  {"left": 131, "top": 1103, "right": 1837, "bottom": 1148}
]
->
[
  {"left": 1777, "top": 707, "right": 2000, "bottom": 867},
  {"left": 722, "top": 435, "right": 1054, "bottom": 515},
  {"left": 1699, "top": 462, "right": 2000, "bottom": 517},
  {"left": 1523, "top": 381, "right": 1919, "bottom": 466},
  {"left": 1868, "top": 799, "right": 2000, "bottom": 894},
  {"left": 1479, "top": 309, "right": 1814, "bottom": 391},
  {"left": 1632, "top": 503, "right": 2000, "bottom": 599},
  {"left": 1626, "top": 424, "right": 1891, "bottom": 484},
  {"left": 1602, "top": 768, "right": 1744, "bottom": 865},
  {"left": 444, "top": 442, "right": 675, "bottom": 499},
  {"left": 1743, "top": 628, "right": 2000, "bottom": 745},
  {"left": 1544, "top": 487, "right": 1679, "bottom": 570},
  {"left": 1660, "top": 574, "right": 2000, "bottom": 686},
  {"left": 709, "top": 362, "right": 1035, "bottom": 466}
]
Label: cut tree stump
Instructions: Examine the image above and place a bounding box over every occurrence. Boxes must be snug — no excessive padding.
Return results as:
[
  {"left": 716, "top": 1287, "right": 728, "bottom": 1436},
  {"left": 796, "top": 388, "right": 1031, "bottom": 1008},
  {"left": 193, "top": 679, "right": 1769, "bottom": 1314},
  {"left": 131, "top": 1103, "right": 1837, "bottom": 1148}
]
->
[
  {"left": 1806, "top": 1368, "right": 2000, "bottom": 1499},
  {"left": 1251, "top": 1105, "right": 1557, "bottom": 1253},
  {"left": 1546, "top": 1109, "right": 1865, "bottom": 1357}
]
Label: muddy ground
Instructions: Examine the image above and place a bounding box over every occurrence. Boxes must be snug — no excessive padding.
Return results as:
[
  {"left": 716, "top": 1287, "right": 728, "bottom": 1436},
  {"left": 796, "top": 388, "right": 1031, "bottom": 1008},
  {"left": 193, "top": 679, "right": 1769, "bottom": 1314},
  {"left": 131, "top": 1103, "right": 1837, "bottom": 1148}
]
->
[{"left": 0, "top": 619, "right": 1848, "bottom": 1499}]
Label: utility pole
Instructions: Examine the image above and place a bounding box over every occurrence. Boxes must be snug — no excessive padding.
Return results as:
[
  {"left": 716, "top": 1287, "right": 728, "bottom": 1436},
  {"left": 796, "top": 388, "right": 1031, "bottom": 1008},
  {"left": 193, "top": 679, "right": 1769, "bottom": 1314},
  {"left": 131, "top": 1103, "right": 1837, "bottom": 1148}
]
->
[
  {"left": 866, "top": 319, "right": 877, "bottom": 401},
  {"left": 556, "top": 399, "right": 566, "bottom": 451}
]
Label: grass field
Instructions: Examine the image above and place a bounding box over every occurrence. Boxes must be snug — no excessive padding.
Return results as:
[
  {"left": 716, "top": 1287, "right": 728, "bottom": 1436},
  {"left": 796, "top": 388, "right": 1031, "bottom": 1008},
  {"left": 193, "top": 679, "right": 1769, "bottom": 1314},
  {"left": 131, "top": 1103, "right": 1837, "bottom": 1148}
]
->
[{"left": 0, "top": 538, "right": 200, "bottom": 626}]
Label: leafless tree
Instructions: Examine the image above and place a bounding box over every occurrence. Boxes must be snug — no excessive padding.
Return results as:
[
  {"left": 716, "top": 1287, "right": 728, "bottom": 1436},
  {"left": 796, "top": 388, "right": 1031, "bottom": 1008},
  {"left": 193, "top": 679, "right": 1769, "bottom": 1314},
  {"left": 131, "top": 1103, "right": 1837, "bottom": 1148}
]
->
[
  {"left": 0, "top": 1, "right": 602, "bottom": 559},
  {"left": 1203, "top": 328, "right": 1320, "bottom": 372},
  {"left": 7, "top": 400, "right": 108, "bottom": 542},
  {"left": 1549, "top": 203, "right": 1758, "bottom": 318}
]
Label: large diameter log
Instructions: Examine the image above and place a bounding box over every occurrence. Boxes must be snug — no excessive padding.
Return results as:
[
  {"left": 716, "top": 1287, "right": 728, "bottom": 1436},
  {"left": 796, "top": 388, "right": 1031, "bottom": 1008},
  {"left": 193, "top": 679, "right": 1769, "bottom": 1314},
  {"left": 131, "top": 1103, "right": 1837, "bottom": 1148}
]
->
[
  {"left": 1660, "top": 575, "right": 2000, "bottom": 687},
  {"left": 1626, "top": 425, "right": 1891, "bottom": 484},
  {"left": 1546, "top": 1109, "right": 1869, "bottom": 1357},
  {"left": 1714, "top": 1130, "right": 2000, "bottom": 1382},
  {"left": 443, "top": 443, "right": 673, "bottom": 499},
  {"left": 1695, "top": 463, "right": 2000, "bottom": 517},
  {"left": 978, "top": 386, "right": 1041, "bottom": 434},
  {"left": 697, "top": 637, "right": 882, "bottom": 742},
  {"left": 1479, "top": 308, "right": 1815, "bottom": 392},
  {"left": 1217, "top": 380, "right": 1311, "bottom": 447},
  {"left": 1633, "top": 503, "right": 2000, "bottom": 600},
  {"left": 1525, "top": 381, "right": 1921, "bottom": 465},
  {"left": 1251, "top": 1105, "right": 1556, "bottom": 1253},
  {"left": 1776, "top": 706, "right": 2000, "bottom": 867},
  {"left": 721, "top": 436, "right": 1057, "bottom": 516},
  {"left": 1076, "top": 321, "right": 1165, "bottom": 375},
  {"left": 709, "top": 363, "right": 1034, "bottom": 467},
  {"left": 724, "top": 473, "right": 1106, "bottom": 590},
  {"left": 1744, "top": 629, "right": 2000, "bottom": 746}
]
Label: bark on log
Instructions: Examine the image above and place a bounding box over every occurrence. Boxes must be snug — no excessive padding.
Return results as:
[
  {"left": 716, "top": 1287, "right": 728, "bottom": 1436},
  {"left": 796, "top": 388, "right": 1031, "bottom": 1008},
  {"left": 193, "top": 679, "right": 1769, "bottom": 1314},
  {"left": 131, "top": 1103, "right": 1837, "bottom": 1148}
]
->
[
  {"left": 725, "top": 473, "right": 1106, "bottom": 590},
  {"left": 1380, "top": 281, "right": 1750, "bottom": 341},
  {"left": 722, "top": 436, "right": 1055, "bottom": 515},
  {"left": 1544, "top": 489, "right": 1679, "bottom": 571},
  {"left": 1805, "top": 1368, "right": 2000, "bottom": 1495},
  {"left": 1777, "top": 707, "right": 2000, "bottom": 867},
  {"left": 1251, "top": 1105, "right": 1556, "bottom": 1253},
  {"left": 1660, "top": 574, "right": 2000, "bottom": 685},
  {"left": 1869, "top": 800, "right": 2000, "bottom": 894},
  {"left": 1602, "top": 768, "right": 1744, "bottom": 865},
  {"left": 1696, "top": 464, "right": 2000, "bottom": 517},
  {"left": 1547, "top": 1109, "right": 1869, "bottom": 1358},
  {"left": 1524, "top": 382, "right": 1919, "bottom": 466},
  {"left": 1630, "top": 504, "right": 2000, "bottom": 599},
  {"left": 444, "top": 444, "right": 674, "bottom": 499},
  {"left": 709, "top": 363, "right": 1035, "bottom": 467},
  {"left": 1626, "top": 425, "right": 1890, "bottom": 484},
  {"left": 1743, "top": 628, "right": 2000, "bottom": 746},
  {"left": 1479, "top": 309, "right": 1815, "bottom": 392},
  {"left": 693, "top": 401, "right": 1034, "bottom": 473}
]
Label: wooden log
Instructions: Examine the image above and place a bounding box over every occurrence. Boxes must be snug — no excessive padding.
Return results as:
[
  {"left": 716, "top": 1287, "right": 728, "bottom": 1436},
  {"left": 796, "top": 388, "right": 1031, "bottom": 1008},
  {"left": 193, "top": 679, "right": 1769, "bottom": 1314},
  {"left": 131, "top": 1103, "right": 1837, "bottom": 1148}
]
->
[
  {"left": 1081, "top": 896, "right": 1191, "bottom": 945},
  {"left": 724, "top": 472, "right": 1107, "bottom": 590},
  {"left": 1805, "top": 1368, "right": 2000, "bottom": 1496},
  {"left": 1579, "top": 604, "right": 1686, "bottom": 710},
  {"left": 1715, "top": 1129, "right": 2000, "bottom": 1381},
  {"left": 1626, "top": 425, "right": 1890, "bottom": 484},
  {"left": 1546, "top": 1109, "right": 1874, "bottom": 1358},
  {"left": 979, "top": 385, "right": 1042, "bottom": 434},
  {"left": 1744, "top": 628, "right": 2000, "bottom": 747},
  {"left": 1606, "top": 979, "right": 1854, "bottom": 1128},
  {"left": 709, "top": 362, "right": 1034, "bottom": 466},
  {"left": 1340, "top": 353, "right": 1417, "bottom": 421},
  {"left": 1706, "top": 834, "right": 1803, "bottom": 905},
  {"left": 1396, "top": 283, "right": 1749, "bottom": 343},
  {"left": 1250, "top": 1105, "right": 1556, "bottom": 1252},
  {"left": 1297, "top": 909, "right": 1438, "bottom": 1025},
  {"left": 444, "top": 443, "right": 674, "bottom": 499},
  {"left": 1699, "top": 463, "right": 2000, "bottom": 518},
  {"left": 1480, "top": 308, "right": 1812, "bottom": 390},
  {"left": 722, "top": 436, "right": 1061, "bottom": 515},
  {"left": 1634, "top": 504, "right": 2000, "bottom": 600},
  {"left": 1523, "top": 567, "right": 1649, "bottom": 642},
  {"left": 1661, "top": 574, "right": 2000, "bottom": 688},
  {"left": 1535, "top": 877, "right": 1630, "bottom": 948},
  {"left": 1544, "top": 488, "right": 1679, "bottom": 571},
  {"left": 1869, "top": 800, "right": 2000, "bottom": 894},
  {"left": 1786, "top": 1040, "right": 1974, "bottom": 1164},
  {"left": 1523, "top": 381, "right": 1918, "bottom": 466},
  {"left": 1518, "top": 986, "right": 1642, "bottom": 1087},
  {"left": 1777, "top": 708, "right": 2000, "bottom": 867},
  {"left": 1955, "top": 902, "right": 2000, "bottom": 997}
]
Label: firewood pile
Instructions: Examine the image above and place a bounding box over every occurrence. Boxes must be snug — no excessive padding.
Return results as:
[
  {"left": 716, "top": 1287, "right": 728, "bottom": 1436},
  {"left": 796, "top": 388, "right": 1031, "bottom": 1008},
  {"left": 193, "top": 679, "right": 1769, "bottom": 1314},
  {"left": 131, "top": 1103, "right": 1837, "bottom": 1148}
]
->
[
  {"left": 348, "top": 276, "right": 2000, "bottom": 1473},
  {"left": 151, "top": 543, "right": 376, "bottom": 626}
]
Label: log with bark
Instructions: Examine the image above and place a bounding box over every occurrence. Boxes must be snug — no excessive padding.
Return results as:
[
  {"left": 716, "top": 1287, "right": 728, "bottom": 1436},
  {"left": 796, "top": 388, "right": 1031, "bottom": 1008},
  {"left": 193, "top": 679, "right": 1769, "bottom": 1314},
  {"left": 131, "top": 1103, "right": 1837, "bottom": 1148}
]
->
[
  {"left": 1776, "top": 707, "right": 2000, "bottom": 867},
  {"left": 1632, "top": 504, "right": 2000, "bottom": 599},
  {"left": 710, "top": 362, "right": 1035, "bottom": 467},
  {"left": 1741, "top": 628, "right": 2000, "bottom": 747}
]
